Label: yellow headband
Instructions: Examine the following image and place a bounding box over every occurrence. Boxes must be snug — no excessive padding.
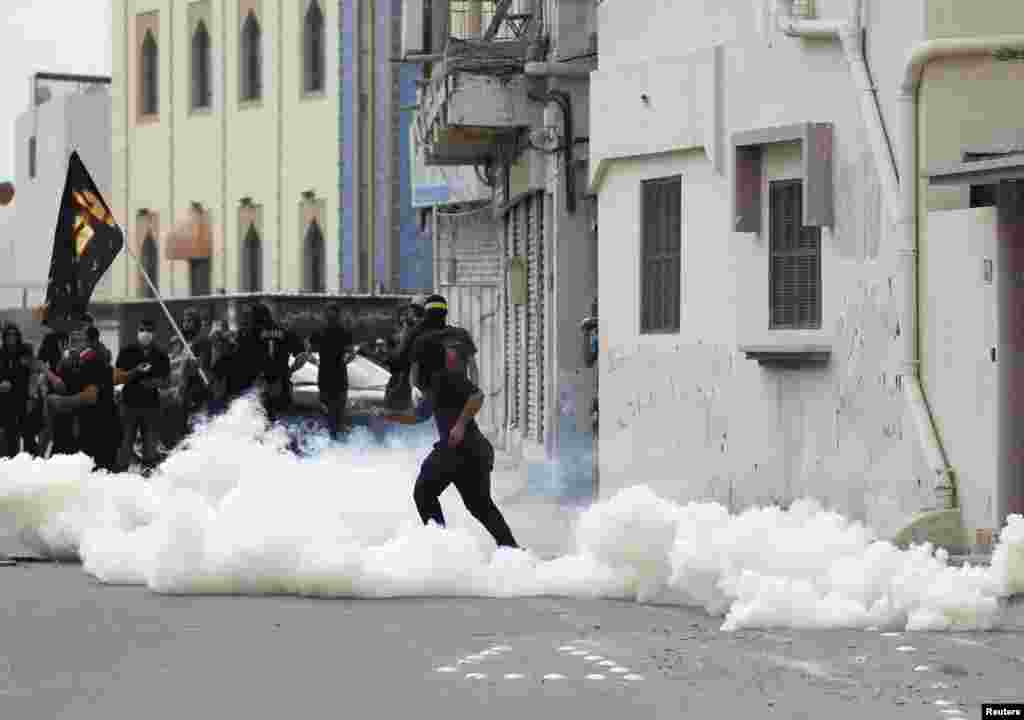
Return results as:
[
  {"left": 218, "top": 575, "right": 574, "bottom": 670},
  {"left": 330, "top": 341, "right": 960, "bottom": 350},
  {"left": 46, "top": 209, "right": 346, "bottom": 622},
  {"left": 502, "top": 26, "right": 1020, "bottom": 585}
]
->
[{"left": 424, "top": 301, "right": 447, "bottom": 311}]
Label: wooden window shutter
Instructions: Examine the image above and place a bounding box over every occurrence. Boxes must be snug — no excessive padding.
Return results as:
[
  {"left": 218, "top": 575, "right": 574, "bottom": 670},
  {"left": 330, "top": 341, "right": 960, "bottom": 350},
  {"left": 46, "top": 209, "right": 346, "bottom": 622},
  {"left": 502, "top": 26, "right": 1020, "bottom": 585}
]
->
[{"left": 770, "top": 181, "right": 821, "bottom": 329}]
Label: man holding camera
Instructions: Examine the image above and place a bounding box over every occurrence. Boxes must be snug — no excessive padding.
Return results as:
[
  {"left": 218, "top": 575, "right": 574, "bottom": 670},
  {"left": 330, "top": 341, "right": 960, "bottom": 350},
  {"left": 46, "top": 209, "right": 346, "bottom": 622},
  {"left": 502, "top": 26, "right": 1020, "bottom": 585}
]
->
[{"left": 114, "top": 318, "right": 170, "bottom": 470}]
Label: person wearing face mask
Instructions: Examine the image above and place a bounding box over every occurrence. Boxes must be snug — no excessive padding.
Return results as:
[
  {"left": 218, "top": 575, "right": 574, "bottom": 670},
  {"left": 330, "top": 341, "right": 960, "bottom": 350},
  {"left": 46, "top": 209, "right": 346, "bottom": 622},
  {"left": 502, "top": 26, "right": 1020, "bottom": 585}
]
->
[
  {"left": 0, "top": 323, "right": 34, "bottom": 458},
  {"left": 114, "top": 318, "right": 171, "bottom": 470}
]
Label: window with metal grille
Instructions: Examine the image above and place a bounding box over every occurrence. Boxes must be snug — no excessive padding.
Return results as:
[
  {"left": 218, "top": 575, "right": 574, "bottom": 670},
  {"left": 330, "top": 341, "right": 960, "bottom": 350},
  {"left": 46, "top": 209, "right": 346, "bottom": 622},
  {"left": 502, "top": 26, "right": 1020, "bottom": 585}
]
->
[
  {"left": 140, "top": 232, "right": 159, "bottom": 298},
  {"left": 240, "top": 12, "right": 262, "bottom": 102},
  {"left": 141, "top": 30, "right": 159, "bottom": 116},
  {"left": 769, "top": 180, "right": 821, "bottom": 329},
  {"left": 242, "top": 224, "right": 262, "bottom": 292},
  {"left": 640, "top": 176, "right": 682, "bottom": 334},
  {"left": 190, "top": 258, "right": 211, "bottom": 297},
  {"left": 191, "top": 20, "right": 211, "bottom": 109},
  {"left": 303, "top": 1, "right": 325, "bottom": 94}
]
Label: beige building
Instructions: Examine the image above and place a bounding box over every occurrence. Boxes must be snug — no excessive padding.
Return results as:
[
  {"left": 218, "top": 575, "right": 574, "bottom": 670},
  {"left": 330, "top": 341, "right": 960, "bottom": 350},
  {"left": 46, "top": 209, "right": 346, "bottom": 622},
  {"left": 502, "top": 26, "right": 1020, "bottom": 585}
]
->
[{"left": 106, "top": 0, "right": 339, "bottom": 302}]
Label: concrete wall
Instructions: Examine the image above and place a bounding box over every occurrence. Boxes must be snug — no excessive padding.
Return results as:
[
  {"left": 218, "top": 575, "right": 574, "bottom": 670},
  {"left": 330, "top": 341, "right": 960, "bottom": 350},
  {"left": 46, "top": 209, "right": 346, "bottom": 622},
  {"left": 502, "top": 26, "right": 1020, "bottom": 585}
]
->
[
  {"left": 592, "top": 0, "right": 938, "bottom": 537},
  {"left": 2, "top": 88, "right": 112, "bottom": 310},
  {"left": 111, "top": 0, "right": 340, "bottom": 301}
]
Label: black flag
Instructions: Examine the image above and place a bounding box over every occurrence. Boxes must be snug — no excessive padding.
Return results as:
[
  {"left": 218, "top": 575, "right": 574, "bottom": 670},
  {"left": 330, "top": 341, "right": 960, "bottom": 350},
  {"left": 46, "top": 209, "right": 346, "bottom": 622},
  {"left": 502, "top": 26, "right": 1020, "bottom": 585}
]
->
[{"left": 41, "top": 151, "right": 124, "bottom": 329}]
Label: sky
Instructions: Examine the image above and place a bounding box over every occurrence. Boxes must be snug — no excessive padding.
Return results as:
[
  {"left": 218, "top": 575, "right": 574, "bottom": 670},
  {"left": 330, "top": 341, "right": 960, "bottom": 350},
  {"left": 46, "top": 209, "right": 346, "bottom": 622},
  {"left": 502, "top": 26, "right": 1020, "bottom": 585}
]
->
[{"left": 0, "top": 0, "right": 112, "bottom": 182}]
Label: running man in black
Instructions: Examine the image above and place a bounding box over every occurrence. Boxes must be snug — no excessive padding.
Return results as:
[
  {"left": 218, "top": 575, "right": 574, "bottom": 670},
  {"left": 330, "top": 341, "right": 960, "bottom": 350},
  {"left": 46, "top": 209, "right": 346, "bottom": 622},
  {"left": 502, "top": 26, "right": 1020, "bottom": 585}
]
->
[{"left": 378, "top": 294, "right": 518, "bottom": 548}]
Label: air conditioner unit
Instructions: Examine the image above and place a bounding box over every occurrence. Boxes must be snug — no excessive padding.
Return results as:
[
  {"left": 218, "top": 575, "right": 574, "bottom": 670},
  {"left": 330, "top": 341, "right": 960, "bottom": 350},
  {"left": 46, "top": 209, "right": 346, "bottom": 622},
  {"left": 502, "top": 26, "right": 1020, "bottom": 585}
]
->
[{"left": 402, "top": 0, "right": 426, "bottom": 57}]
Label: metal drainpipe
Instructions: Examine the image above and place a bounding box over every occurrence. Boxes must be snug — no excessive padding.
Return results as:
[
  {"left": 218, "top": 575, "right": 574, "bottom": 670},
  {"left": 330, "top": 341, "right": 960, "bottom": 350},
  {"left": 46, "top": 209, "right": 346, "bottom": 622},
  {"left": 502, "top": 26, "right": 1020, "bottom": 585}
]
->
[
  {"left": 899, "top": 36, "right": 1024, "bottom": 512},
  {"left": 527, "top": 90, "right": 575, "bottom": 214},
  {"left": 776, "top": 0, "right": 961, "bottom": 508}
]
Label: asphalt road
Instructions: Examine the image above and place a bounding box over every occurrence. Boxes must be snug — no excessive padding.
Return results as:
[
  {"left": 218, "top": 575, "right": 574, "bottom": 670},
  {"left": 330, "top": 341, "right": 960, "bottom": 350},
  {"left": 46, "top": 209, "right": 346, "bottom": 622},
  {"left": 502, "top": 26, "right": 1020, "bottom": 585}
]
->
[{"left": 0, "top": 557, "right": 1021, "bottom": 720}]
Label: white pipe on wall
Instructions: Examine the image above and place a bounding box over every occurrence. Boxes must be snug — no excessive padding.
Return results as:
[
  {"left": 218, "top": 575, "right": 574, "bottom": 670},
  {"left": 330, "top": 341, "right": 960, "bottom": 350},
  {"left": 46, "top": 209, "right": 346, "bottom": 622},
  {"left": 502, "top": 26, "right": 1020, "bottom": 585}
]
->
[
  {"left": 776, "top": 0, "right": 956, "bottom": 503},
  {"left": 897, "top": 36, "right": 1024, "bottom": 507}
]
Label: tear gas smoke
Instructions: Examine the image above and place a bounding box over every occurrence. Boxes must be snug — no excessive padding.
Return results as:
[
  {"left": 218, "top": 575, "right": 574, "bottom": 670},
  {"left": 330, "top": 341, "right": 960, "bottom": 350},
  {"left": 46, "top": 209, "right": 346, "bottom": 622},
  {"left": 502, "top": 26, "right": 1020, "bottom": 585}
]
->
[{"left": 1, "top": 397, "right": 1022, "bottom": 632}]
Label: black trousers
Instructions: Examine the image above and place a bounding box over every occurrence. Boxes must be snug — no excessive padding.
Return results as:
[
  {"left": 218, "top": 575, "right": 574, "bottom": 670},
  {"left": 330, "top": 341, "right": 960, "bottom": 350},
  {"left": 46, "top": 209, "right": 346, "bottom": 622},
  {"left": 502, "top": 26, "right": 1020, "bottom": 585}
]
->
[
  {"left": 1, "top": 415, "right": 23, "bottom": 459},
  {"left": 80, "top": 409, "right": 120, "bottom": 472},
  {"left": 413, "top": 436, "right": 518, "bottom": 548},
  {"left": 320, "top": 386, "right": 349, "bottom": 439},
  {"left": 51, "top": 412, "right": 78, "bottom": 455}
]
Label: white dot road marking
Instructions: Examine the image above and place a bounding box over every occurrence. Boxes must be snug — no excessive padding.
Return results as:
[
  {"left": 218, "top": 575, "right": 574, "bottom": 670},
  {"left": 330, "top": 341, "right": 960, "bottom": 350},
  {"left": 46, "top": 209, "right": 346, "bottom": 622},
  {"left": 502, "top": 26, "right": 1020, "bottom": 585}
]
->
[
  {"left": 558, "top": 646, "right": 576, "bottom": 652},
  {"left": 623, "top": 674, "right": 645, "bottom": 681},
  {"left": 853, "top": 656, "right": 868, "bottom": 664},
  {"left": 933, "top": 700, "right": 954, "bottom": 707},
  {"left": 465, "top": 673, "right": 487, "bottom": 680},
  {"left": 570, "top": 650, "right": 588, "bottom": 656},
  {"left": 914, "top": 665, "right": 932, "bottom": 672},
  {"left": 597, "top": 660, "right": 616, "bottom": 667},
  {"left": 436, "top": 667, "right": 458, "bottom": 673},
  {"left": 543, "top": 674, "right": 567, "bottom": 680},
  {"left": 584, "top": 655, "right": 603, "bottom": 661},
  {"left": 880, "top": 632, "right": 903, "bottom": 637},
  {"left": 610, "top": 667, "right": 630, "bottom": 674},
  {"left": 585, "top": 674, "right": 606, "bottom": 680},
  {"left": 896, "top": 646, "right": 917, "bottom": 653},
  {"left": 504, "top": 674, "right": 525, "bottom": 680}
]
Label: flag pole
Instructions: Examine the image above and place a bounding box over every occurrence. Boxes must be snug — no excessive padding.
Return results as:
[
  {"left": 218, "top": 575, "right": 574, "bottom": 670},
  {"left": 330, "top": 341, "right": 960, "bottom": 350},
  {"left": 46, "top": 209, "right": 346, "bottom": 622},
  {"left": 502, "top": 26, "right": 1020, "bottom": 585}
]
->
[{"left": 119, "top": 236, "right": 209, "bottom": 386}]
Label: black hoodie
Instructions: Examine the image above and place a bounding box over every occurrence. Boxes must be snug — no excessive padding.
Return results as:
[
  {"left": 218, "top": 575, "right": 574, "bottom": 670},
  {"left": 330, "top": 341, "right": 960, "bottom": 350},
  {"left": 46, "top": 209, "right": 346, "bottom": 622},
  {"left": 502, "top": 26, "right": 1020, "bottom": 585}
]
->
[{"left": 0, "top": 325, "right": 33, "bottom": 418}]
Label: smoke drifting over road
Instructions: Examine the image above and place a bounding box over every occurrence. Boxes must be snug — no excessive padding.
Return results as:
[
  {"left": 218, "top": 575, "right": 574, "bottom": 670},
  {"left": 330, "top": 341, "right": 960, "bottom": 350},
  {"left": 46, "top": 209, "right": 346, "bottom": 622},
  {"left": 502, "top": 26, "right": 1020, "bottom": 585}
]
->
[{"left": 0, "top": 396, "right": 1021, "bottom": 632}]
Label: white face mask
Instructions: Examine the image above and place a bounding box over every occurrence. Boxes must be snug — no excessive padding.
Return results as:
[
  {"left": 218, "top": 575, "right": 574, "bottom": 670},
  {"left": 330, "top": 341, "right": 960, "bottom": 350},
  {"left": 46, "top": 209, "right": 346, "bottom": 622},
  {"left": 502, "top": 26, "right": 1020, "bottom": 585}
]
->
[{"left": 138, "top": 331, "right": 153, "bottom": 346}]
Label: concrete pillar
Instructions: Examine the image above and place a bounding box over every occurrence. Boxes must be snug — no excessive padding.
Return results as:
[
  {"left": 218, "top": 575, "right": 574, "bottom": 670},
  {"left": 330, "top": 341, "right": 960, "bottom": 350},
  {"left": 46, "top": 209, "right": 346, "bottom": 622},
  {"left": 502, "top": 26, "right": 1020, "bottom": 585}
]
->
[{"left": 997, "top": 179, "right": 1024, "bottom": 528}]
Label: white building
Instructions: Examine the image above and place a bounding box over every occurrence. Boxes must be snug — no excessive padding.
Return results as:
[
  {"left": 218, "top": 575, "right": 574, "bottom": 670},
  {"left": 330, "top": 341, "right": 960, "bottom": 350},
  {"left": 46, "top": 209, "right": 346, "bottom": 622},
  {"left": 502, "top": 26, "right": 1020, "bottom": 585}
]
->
[
  {"left": 0, "top": 74, "right": 112, "bottom": 310},
  {"left": 592, "top": 0, "right": 1024, "bottom": 553}
]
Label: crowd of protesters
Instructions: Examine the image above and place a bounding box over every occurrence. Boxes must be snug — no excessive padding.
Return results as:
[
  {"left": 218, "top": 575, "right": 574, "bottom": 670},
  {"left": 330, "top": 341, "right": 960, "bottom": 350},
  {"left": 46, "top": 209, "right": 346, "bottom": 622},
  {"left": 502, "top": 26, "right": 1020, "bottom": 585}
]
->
[{"left": 0, "top": 297, "right": 431, "bottom": 472}]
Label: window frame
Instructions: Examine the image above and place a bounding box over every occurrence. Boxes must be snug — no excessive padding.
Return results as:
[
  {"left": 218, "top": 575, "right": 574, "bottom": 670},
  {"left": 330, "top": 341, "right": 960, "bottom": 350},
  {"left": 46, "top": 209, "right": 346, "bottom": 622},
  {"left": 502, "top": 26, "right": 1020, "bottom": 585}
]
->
[
  {"left": 639, "top": 175, "right": 682, "bottom": 335},
  {"left": 191, "top": 19, "right": 212, "bottom": 111},
  {"left": 140, "top": 231, "right": 159, "bottom": 299},
  {"left": 768, "top": 179, "right": 822, "bottom": 331},
  {"left": 302, "top": 1, "right": 326, "bottom": 97},
  {"left": 303, "top": 219, "right": 326, "bottom": 293},
  {"left": 140, "top": 29, "right": 159, "bottom": 117},
  {"left": 242, "top": 223, "right": 262, "bottom": 292},
  {"left": 189, "top": 258, "right": 212, "bottom": 297},
  {"left": 240, "top": 11, "right": 263, "bottom": 104}
]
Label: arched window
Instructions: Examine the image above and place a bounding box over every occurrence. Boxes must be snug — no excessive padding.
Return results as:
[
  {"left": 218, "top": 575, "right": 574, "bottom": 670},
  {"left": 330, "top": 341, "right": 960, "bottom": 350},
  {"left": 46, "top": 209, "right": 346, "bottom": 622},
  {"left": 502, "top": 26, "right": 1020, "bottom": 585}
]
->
[
  {"left": 243, "top": 224, "right": 262, "bottom": 292},
  {"left": 303, "top": 1, "right": 325, "bottom": 94},
  {"left": 240, "top": 12, "right": 262, "bottom": 102},
  {"left": 191, "top": 20, "right": 211, "bottom": 109},
  {"left": 304, "top": 220, "right": 325, "bottom": 292},
  {"left": 141, "top": 232, "right": 159, "bottom": 298},
  {"left": 141, "top": 30, "right": 159, "bottom": 115}
]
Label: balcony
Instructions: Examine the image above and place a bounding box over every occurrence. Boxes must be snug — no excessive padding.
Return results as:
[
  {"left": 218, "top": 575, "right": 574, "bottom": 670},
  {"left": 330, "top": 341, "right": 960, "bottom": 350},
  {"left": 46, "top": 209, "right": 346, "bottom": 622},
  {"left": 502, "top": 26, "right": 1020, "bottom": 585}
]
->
[{"left": 416, "top": 4, "right": 543, "bottom": 167}]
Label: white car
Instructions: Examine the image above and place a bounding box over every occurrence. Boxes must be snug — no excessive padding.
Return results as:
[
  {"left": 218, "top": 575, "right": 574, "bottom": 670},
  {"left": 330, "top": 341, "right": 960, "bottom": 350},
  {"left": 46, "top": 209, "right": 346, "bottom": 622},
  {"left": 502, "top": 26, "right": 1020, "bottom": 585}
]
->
[{"left": 290, "top": 354, "right": 422, "bottom": 418}]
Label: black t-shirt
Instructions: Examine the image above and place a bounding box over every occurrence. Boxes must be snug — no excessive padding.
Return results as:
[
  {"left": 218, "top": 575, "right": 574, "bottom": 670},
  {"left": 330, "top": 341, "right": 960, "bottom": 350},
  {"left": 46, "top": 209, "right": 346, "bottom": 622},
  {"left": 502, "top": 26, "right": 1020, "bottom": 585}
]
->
[
  {"left": 77, "top": 347, "right": 116, "bottom": 422},
  {"left": 0, "top": 345, "right": 33, "bottom": 412},
  {"left": 309, "top": 325, "right": 352, "bottom": 390},
  {"left": 238, "top": 325, "right": 305, "bottom": 386},
  {"left": 116, "top": 343, "right": 171, "bottom": 408},
  {"left": 410, "top": 325, "right": 477, "bottom": 391},
  {"left": 429, "top": 368, "right": 483, "bottom": 450}
]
